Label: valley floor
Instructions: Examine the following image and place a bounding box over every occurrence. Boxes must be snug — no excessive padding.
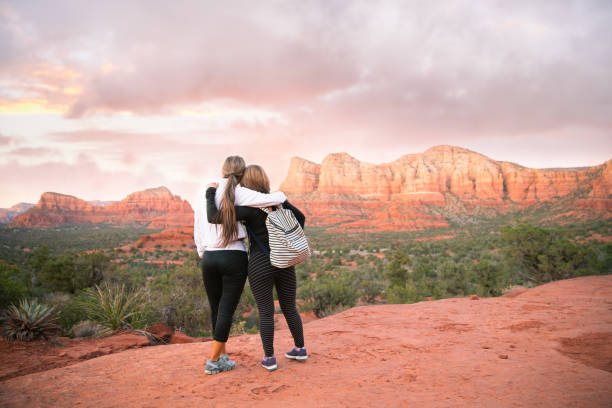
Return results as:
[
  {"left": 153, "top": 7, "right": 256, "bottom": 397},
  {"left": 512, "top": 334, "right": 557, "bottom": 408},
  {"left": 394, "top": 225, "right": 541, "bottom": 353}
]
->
[{"left": 1, "top": 275, "right": 611, "bottom": 407}]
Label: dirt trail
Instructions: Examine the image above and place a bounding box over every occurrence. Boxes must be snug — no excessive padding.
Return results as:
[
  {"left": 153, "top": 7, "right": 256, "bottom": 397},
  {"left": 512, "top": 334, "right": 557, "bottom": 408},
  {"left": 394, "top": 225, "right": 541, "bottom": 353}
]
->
[{"left": 1, "top": 275, "right": 611, "bottom": 407}]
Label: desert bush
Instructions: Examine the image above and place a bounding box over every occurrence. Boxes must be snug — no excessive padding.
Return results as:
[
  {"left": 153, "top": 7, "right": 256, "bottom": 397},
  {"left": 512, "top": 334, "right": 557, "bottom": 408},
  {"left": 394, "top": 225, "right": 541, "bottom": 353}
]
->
[
  {"left": 386, "top": 281, "right": 420, "bottom": 304},
  {"left": 71, "top": 320, "right": 109, "bottom": 338},
  {"left": 78, "top": 282, "right": 147, "bottom": 330},
  {"left": 0, "top": 260, "right": 29, "bottom": 310},
  {"left": 29, "top": 247, "right": 112, "bottom": 294},
  {"left": 439, "top": 260, "right": 471, "bottom": 296},
  {"left": 359, "top": 277, "right": 386, "bottom": 303},
  {"left": 146, "top": 263, "right": 210, "bottom": 336},
  {"left": 55, "top": 291, "right": 91, "bottom": 334},
  {"left": 384, "top": 250, "right": 411, "bottom": 287},
  {"left": 103, "top": 265, "right": 148, "bottom": 290},
  {"left": 502, "top": 223, "right": 600, "bottom": 284},
  {"left": 1, "top": 298, "right": 59, "bottom": 341},
  {"left": 472, "top": 259, "right": 505, "bottom": 297},
  {"left": 297, "top": 272, "right": 358, "bottom": 318}
]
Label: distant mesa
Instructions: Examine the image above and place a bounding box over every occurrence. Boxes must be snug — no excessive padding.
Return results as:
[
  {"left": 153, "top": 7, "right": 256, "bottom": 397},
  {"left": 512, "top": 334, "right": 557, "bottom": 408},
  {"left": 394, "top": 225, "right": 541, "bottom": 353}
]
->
[
  {"left": 5, "top": 146, "right": 611, "bottom": 231},
  {"left": 280, "top": 145, "right": 612, "bottom": 232},
  {"left": 10, "top": 187, "right": 193, "bottom": 228}
]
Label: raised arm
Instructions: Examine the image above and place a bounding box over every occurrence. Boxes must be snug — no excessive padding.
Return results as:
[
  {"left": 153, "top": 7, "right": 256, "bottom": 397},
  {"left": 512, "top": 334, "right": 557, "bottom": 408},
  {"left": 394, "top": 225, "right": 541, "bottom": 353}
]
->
[
  {"left": 206, "top": 187, "right": 254, "bottom": 224},
  {"left": 282, "top": 200, "right": 306, "bottom": 229},
  {"left": 234, "top": 185, "right": 286, "bottom": 207}
]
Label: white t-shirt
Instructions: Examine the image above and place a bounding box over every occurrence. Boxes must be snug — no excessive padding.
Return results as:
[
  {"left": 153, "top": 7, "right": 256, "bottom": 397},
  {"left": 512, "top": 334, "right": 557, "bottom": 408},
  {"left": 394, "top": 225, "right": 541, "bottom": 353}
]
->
[{"left": 193, "top": 178, "right": 286, "bottom": 256}]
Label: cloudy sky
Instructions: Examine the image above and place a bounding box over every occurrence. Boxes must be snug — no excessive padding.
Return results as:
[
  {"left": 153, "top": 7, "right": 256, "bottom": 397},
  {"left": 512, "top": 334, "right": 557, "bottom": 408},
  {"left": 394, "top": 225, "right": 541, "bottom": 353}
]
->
[{"left": 1, "top": 0, "right": 611, "bottom": 207}]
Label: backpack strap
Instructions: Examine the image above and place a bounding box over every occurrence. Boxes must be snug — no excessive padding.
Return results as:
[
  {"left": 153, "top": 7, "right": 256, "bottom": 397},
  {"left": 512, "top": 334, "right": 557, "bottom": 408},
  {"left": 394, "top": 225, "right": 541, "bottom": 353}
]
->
[
  {"left": 259, "top": 205, "right": 280, "bottom": 214},
  {"left": 245, "top": 225, "right": 270, "bottom": 257}
]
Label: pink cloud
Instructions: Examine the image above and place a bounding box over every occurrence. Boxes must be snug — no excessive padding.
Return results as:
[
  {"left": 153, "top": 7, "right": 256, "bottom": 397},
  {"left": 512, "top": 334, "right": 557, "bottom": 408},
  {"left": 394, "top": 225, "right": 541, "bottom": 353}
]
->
[
  {"left": 0, "top": 154, "right": 179, "bottom": 208},
  {"left": 0, "top": 134, "right": 12, "bottom": 145},
  {"left": 8, "top": 147, "right": 57, "bottom": 157},
  {"left": 1, "top": 1, "right": 611, "bottom": 207}
]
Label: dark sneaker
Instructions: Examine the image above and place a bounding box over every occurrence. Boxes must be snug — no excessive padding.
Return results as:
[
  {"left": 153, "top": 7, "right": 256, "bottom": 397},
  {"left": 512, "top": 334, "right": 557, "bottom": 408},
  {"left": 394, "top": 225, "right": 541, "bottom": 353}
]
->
[
  {"left": 205, "top": 357, "right": 235, "bottom": 375},
  {"left": 262, "top": 355, "right": 277, "bottom": 371},
  {"left": 285, "top": 347, "right": 307, "bottom": 361}
]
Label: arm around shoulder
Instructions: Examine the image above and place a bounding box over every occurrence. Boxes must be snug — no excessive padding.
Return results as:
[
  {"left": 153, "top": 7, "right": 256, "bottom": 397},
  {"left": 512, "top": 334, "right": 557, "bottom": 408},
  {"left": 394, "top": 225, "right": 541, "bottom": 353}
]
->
[{"left": 234, "top": 185, "right": 287, "bottom": 207}]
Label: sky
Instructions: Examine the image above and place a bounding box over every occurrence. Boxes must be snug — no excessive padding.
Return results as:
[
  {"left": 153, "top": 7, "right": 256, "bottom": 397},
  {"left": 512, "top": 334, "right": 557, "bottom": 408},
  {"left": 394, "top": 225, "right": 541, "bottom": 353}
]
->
[{"left": 1, "top": 0, "right": 611, "bottom": 207}]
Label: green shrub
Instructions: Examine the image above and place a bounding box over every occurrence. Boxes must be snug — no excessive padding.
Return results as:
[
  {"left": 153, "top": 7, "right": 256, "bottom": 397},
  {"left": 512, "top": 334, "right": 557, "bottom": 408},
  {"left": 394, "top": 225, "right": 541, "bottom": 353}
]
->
[
  {"left": 298, "top": 272, "right": 358, "bottom": 318},
  {"left": 146, "top": 263, "right": 210, "bottom": 336},
  {"left": 78, "top": 282, "right": 147, "bottom": 330},
  {"left": 502, "top": 223, "right": 600, "bottom": 284},
  {"left": 55, "top": 291, "right": 92, "bottom": 334},
  {"left": 30, "top": 248, "right": 111, "bottom": 294},
  {"left": 0, "top": 260, "right": 29, "bottom": 310},
  {"left": 386, "top": 281, "right": 420, "bottom": 304},
  {"left": 1, "top": 298, "right": 59, "bottom": 341},
  {"left": 71, "top": 320, "right": 109, "bottom": 338},
  {"left": 472, "top": 259, "right": 505, "bottom": 297},
  {"left": 384, "top": 250, "right": 411, "bottom": 286}
]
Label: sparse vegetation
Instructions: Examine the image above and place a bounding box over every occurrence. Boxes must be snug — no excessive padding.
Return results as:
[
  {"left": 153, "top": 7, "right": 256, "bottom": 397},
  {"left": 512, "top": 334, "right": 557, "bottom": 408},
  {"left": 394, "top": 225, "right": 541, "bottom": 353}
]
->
[
  {"left": 77, "top": 283, "right": 147, "bottom": 331},
  {"left": 0, "top": 217, "right": 609, "bottom": 338}
]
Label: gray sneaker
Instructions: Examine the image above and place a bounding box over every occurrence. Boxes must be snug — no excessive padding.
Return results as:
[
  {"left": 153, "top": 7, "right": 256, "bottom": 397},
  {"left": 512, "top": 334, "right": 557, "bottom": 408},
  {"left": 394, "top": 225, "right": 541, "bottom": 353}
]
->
[
  {"left": 219, "top": 353, "right": 236, "bottom": 368},
  {"left": 205, "top": 356, "right": 235, "bottom": 375}
]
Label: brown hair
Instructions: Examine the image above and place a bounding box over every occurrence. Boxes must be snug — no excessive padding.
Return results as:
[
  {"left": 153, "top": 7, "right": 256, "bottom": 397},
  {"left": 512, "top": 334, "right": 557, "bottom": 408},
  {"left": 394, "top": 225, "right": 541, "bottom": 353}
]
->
[
  {"left": 215, "top": 155, "right": 246, "bottom": 247},
  {"left": 240, "top": 165, "right": 270, "bottom": 194}
]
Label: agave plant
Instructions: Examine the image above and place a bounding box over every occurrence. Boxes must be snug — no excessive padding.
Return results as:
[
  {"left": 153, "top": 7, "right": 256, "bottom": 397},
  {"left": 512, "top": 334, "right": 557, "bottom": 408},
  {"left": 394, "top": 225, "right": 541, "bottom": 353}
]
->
[
  {"left": 78, "top": 282, "right": 146, "bottom": 331},
  {"left": 2, "top": 298, "right": 60, "bottom": 341}
]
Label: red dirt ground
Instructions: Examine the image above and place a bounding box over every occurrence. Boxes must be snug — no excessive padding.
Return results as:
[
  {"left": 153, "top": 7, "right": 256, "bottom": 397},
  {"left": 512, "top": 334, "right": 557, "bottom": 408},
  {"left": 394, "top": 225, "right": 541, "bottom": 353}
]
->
[
  {"left": 0, "top": 329, "right": 202, "bottom": 382},
  {"left": 1, "top": 275, "right": 611, "bottom": 407}
]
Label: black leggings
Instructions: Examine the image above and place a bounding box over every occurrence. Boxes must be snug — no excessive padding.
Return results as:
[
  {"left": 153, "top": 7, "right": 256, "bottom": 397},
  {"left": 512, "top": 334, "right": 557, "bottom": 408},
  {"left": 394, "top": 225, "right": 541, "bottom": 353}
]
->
[
  {"left": 248, "top": 250, "right": 304, "bottom": 357},
  {"left": 201, "top": 250, "right": 248, "bottom": 342}
]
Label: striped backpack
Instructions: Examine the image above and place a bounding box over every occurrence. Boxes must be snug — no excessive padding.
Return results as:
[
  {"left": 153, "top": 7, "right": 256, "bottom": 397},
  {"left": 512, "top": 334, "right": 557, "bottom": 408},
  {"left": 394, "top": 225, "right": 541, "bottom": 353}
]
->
[{"left": 248, "top": 207, "right": 311, "bottom": 268}]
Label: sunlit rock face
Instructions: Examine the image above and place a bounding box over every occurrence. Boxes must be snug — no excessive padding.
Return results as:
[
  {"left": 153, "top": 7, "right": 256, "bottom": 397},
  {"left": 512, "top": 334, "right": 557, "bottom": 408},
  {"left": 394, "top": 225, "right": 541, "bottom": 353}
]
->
[
  {"left": 9, "top": 147, "right": 611, "bottom": 231},
  {"left": 280, "top": 146, "right": 611, "bottom": 232},
  {"left": 11, "top": 187, "right": 193, "bottom": 228}
]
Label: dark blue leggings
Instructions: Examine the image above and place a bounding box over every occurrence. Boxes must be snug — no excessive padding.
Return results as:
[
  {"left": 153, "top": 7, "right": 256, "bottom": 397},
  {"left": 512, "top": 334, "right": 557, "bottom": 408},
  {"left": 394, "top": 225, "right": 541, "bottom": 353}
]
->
[{"left": 201, "top": 250, "right": 248, "bottom": 342}]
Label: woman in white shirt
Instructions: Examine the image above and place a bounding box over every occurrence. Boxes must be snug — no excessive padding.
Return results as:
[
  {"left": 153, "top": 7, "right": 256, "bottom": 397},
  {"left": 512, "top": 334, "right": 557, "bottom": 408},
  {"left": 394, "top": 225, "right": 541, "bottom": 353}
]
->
[{"left": 193, "top": 156, "right": 286, "bottom": 375}]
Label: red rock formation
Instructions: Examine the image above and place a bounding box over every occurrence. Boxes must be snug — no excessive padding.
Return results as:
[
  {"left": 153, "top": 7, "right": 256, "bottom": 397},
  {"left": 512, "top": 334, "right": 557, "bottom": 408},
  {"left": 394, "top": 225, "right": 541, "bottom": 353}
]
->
[
  {"left": 280, "top": 146, "right": 611, "bottom": 231},
  {"left": 104, "top": 187, "right": 193, "bottom": 228},
  {"left": 281, "top": 157, "right": 321, "bottom": 194},
  {"left": 11, "top": 187, "right": 194, "bottom": 228},
  {"left": 126, "top": 226, "right": 195, "bottom": 252},
  {"left": 1, "top": 275, "right": 611, "bottom": 407},
  {"left": 8, "top": 147, "right": 611, "bottom": 232},
  {"left": 10, "top": 193, "right": 107, "bottom": 227}
]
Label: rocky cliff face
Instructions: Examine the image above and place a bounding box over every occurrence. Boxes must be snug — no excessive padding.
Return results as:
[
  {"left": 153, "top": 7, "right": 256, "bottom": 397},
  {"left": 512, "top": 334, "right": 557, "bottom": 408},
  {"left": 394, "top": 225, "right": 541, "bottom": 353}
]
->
[
  {"left": 104, "top": 187, "right": 194, "bottom": 227},
  {"left": 280, "top": 146, "right": 611, "bottom": 232},
  {"left": 11, "top": 187, "right": 193, "bottom": 228},
  {"left": 9, "top": 146, "right": 610, "bottom": 231}
]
